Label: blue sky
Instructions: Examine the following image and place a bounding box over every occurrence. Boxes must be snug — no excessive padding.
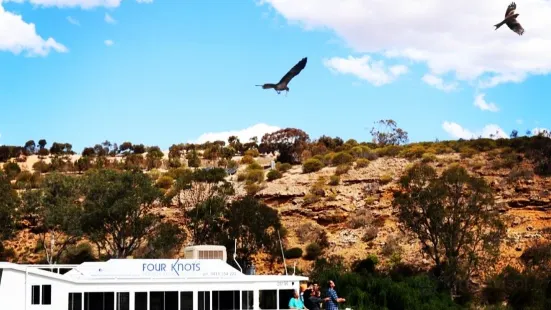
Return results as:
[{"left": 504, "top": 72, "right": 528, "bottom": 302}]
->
[{"left": 1, "top": 0, "right": 550, "bottom": 153}]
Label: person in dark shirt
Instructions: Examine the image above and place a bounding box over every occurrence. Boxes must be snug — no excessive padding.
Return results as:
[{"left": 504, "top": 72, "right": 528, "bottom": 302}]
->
[{"left": 304, "top": 282, "right": 327, "bottom": 310}]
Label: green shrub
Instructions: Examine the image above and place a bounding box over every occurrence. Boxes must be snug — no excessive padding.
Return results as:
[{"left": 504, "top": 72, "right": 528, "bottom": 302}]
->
[
  {"left": 331, "top": 152, "right": 354, "bottom": 166},
  {"left": 244, "top": 169, "right": 264, "bottom": 183},
  {"left": 284, "top": 247, "right": 303, "bottom": 259},
  {"left": 470, "top": 161, "right": 484, "bottom": 170},
  {"left": 244, "top": 149, "right": 259, "bottom": 157},
  {"left": 379, "top": 173, "right": 393, "bottom": 184},
  {"left": 352, "top": 254, "right": 379, "bottom": 274},
  {"left": 350, "top": 146, "right": 375, "bottom": 159},
  {"left": 156, "top": 175, "right": 174, "bottom": 189},
  {"left": 237, "top": 173, "right": 246, "bottom": 182},
  {"left": 492, "top": 152, "right": 521, "bottom": 169},
  {"left": 348, "top": 209, "right": 374, "bottom": 229},
  {"left": 267, "top": 169, "right": 282, "bottom": 181},
  {"left": 247, "top": 162, "right": 263, "bottom": 171},
  {"left": 15, "top": 170, "right": 32, "bottom": 183},
  {"left": 32, "top": 160, "right": 50, "bottom": 173},
  {"left": 277, "top": 162, "right": 292, "bottom": 172},
  {"left": 3, "top": 162, "right": 21, "bottom": 179},
  {"left": 355, "top": 158, "right": 370, "bottom": 168},
  {"left": 60, "top": 242, "right": 97, "bottom": 264},
  {"left": 304, "top": 243, "right": 323, "bottom": 260},
  {"left": 217, "top": 158, "right": 227, "bottom": 167},
  {"left": 244, "top": 183, "right": 262, "bottom": 196},
  {"left": 507, "top": 167, "right": 534, "bottom": 183},
  {"left": 328, "top": 175, "right": 340, "bottom": 186},
  {"left": 227, "top": 159, "right": 238, "bottom": 170},
  {"left": 322, "top": 153, "right": 335, "bottom": 165},
  {"left": 240, "top": 155, "right": 254, "bottom": 164},
  {"left": 362, "top": 227, "right": 379, "bottom": 242},
  {"left": 312, "top": 263, "right": 462, "bottom": 310},
  {"left": 335, "top": 163, "right": 351, "bottom": 175},
  {"left": 375, "top": 145, "right": 402, "bottom": 157},
  {"left": 400, "top": 145, "right": 426, "bottom": 159},
  {"left": 303, "top": 193, "right": 321, "bottom": 205},
  {"left": 421, "top": 152, "right": 437, "bottom": 163},
  {"left": 296, "top": 223, "right": 329, "bottom": 248},
  {"left": 459, "top": 147, "right": 477, "bottom": 158},
  {"left": 302, "top": 158, "right": 324, "bottom": 173}
]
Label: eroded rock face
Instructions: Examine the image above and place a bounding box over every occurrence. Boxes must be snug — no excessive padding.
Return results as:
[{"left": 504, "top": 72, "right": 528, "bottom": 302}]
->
[
  {"left": 240, "top": 155, "right": 551, "bottom": 274},
  {"left": 3, "top": 153, "right": 551, "bottom": 277}
]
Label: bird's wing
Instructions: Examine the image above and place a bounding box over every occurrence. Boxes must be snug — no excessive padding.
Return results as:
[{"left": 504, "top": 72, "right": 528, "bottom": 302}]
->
[
  {"left": 505, "top": 2, "right": 516, "bottom": 18},
  {"left": 506, "top": 18, "right": 524, "bottom": 35},
  {"left": 277, "top": 57, "right": 308, "bottom": 86}
]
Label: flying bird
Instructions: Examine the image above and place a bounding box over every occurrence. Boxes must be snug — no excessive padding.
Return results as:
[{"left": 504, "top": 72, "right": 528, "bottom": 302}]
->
[
  {"left": 256, "top": 57, "right": 307, "bottom": 95},
  {"left": 494, "top": 2, "right": 524, "bottom": 35}
]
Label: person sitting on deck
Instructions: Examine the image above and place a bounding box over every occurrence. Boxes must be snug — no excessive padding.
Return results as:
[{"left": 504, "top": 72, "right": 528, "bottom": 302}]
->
[
  {"left": 324, "top": 280, "right": 346, "bottom": 310},
  {"left": 288, "top": 289, "right": 305, "bottom": 309}
]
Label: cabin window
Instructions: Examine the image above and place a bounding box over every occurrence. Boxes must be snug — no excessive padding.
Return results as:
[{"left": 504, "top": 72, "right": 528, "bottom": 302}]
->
[
  {"left": 84, "top": 292, "right": 115, "bottom": 310},
  {"left": 134, "top": 292, "right": 147, "bottom": 310},
  {"left": 198, "top": 291, "right": 210, "bottom": 310},
  {"left": 42, "top": 284, "right": 52, "bottom": 305},
  {"left": 259, "top": 290, "right": 277, "bottom": 310},
  {"left": 180, "top": 291, "right": 193, "bottom": 310},
  {"left": 241, "top": 291, "right": 253, "bottom": 310},
  {"left": 117, "top": 292, "right": 130, "bottom": 310},
  {"left": 149, "top": 291, "right": 178, "bottom": 310},
  {"left": 68, "top": 292, "right": 82, "bottom": 310},
  {"left": 278, "top": 289, "right": 295, "bottom": 310},
  {"left": 32, "top": 285, "right": 41, "bottom": 305},
  {"left": 212, "top": 290, "right": 239, "bottom": 310}
]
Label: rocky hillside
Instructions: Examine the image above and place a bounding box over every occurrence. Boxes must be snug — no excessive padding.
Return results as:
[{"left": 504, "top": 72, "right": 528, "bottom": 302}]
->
[
  {"left": 240, "top": 152, "right": 550, "bottom": 276},
  {"left": 3, "top": 146, "right": 549, "bottom": 279}
]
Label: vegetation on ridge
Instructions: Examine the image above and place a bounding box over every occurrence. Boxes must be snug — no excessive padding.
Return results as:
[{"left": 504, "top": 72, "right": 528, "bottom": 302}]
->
[{"left": 1, "top": 119, "right": 551, "bottom": 309}]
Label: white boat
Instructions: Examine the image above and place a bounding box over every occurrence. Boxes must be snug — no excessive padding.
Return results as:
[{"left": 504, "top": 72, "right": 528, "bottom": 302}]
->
[{"left": 0, "top": 245, "right": 307, "bottom": 310}]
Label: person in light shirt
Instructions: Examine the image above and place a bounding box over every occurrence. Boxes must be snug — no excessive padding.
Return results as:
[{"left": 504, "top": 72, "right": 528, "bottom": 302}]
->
[{"left": 288, "top": 289, "right": 305, "bottom": 309}]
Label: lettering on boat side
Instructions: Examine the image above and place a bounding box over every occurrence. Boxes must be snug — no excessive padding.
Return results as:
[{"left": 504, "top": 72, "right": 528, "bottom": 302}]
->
[{"left": 142, "top": 258, "right": 200, "bottom": 276}]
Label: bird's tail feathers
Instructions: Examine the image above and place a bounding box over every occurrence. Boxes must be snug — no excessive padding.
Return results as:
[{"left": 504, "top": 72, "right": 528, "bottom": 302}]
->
[
  {"left": 257, "top": 83, "right": 276, "bottom": 89},
  {"left": 494, "top": 20, "right": 505, "bottom": 30}
]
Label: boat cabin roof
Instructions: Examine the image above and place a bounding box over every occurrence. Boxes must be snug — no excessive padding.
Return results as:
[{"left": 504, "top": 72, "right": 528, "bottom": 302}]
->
[{"left": 0, "top": 258, "right": 307, "bottom": 284}]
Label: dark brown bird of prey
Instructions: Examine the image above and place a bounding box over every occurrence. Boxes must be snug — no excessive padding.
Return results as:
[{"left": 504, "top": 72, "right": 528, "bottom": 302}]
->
[
  {"left": 256, "top": 57, "right": 307, "bottom": 95},
  {"left": 494, "top": 2, "right": 524, "bottom": 35}
]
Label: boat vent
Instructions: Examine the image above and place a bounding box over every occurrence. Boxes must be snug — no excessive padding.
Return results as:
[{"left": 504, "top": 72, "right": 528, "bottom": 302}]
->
[{"left": 183, "top": 245, "right": 227, "bottom": 261}]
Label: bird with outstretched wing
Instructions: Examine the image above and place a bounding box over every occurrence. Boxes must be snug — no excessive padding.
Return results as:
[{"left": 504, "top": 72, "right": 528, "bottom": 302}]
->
[
  {"left": 494, "top": 2, "right": 524, "bottom": 35},
  {"left": 256, "top": 57, "right": 307, "bottom": 95}
]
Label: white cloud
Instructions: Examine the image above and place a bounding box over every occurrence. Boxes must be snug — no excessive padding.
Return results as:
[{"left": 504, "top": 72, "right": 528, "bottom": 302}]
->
[
  {"left": 473, "top": 93, "right": 499, "bottom": 112},
  {"left": 421, "top": 74, "right": 458, "bottom": 92},
  {"left": 136, "top": 0, "right": 152, "bottom": 3},
  {"left": 442, "top": 121, "right": 508, "bottom": 140},
  {"left": 190, "top": 123, "right": 281, "bottom": 144},
  {"left": 3, "top": 0, "right": 122, "bottom": 8},
  {"left": 66, "top": 16, "right": 80, "bottom": 26},
  {"left": 323, "top": 55, "right": 408, "bottom": 86},
  {"left": 262, "top": 0, "right": 551, "bottom": 89},
  {"left": 104, "top": 39, "right": 114, "bottom": 46},
  {"left": 104, "top": 13, "right": 116, "bottom": 24},
  {"left": 532, "top": 127, "right": 550, "bottom": 137},
  {"left": 0, "top": 3, "right": 67, "bottom": 56}
]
